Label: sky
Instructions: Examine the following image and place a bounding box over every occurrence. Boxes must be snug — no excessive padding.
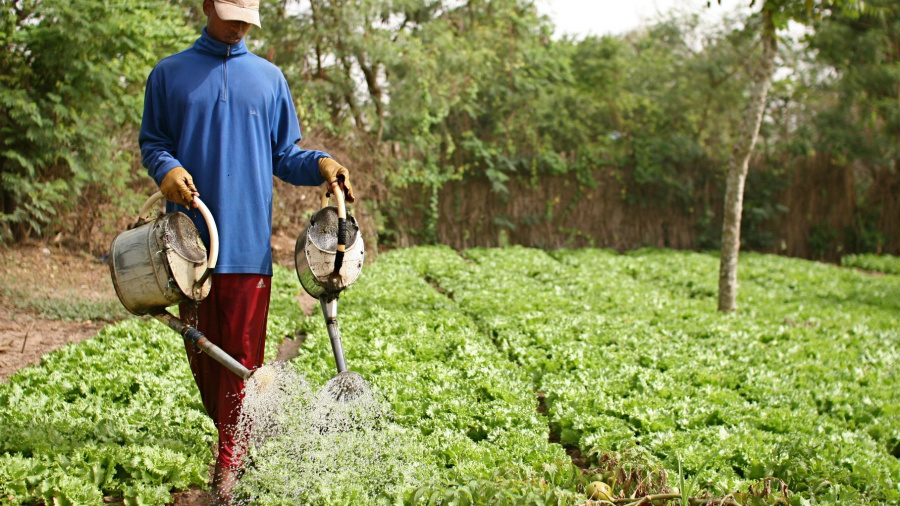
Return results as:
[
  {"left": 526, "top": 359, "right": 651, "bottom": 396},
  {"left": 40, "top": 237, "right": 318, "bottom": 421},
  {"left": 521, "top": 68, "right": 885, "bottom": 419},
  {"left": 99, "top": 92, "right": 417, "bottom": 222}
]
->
[{"left": 534, "top": 0, "right": 752, "bottom": 38}]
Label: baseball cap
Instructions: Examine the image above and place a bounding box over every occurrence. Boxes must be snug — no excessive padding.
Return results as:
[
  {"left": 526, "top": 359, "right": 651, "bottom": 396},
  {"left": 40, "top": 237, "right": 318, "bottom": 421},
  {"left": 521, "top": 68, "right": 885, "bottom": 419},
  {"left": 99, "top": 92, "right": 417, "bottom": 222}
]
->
[{"left": 214, "top": 0, "right": 261, "bottom": 28}]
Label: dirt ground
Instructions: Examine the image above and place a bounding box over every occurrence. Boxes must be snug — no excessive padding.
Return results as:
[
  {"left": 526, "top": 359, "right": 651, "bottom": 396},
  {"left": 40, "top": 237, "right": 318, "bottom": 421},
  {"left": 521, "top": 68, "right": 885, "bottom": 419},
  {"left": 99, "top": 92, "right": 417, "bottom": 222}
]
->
[
  {"left": 0, "top": 244, "right": 114, "bottom": 380},
  {"left": 0, "top": 241, "right": 316, "bottom": 505},
  {"left": 0, "top": 239, "right": 312, "bottom": 380}
]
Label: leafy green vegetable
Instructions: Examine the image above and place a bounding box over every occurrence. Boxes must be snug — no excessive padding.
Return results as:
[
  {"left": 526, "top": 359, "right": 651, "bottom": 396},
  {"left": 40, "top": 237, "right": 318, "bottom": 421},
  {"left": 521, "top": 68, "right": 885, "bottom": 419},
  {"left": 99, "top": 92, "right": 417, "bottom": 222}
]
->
[
  {"left": 3, "top": 247, "right": 898, "bottom": 505},
  {"left": 841, "top": 254, "right": 900, "bottom": 275}
]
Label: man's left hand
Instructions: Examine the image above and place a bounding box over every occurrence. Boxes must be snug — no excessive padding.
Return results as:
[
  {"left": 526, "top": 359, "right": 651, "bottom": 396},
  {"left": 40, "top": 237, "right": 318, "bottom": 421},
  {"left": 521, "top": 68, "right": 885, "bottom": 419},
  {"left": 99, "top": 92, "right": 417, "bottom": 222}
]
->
[{"left": 318, "top": 157, "right": 356, "bottom": 203}]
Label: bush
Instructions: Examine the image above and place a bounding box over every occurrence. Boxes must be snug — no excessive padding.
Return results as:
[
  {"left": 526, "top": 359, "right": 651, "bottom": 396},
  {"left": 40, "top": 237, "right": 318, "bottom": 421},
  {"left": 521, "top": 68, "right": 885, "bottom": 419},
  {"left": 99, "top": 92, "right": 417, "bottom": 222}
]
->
[{"left": 0, "top": 0, "right": 192, "bottom": 241}]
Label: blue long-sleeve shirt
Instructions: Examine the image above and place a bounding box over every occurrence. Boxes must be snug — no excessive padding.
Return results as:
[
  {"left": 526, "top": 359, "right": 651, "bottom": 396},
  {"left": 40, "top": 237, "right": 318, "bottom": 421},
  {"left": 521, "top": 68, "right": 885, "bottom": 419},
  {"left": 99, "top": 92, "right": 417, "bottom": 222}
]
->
[{"left": 140, "top": 28, "right": 328, "bottom": 275}]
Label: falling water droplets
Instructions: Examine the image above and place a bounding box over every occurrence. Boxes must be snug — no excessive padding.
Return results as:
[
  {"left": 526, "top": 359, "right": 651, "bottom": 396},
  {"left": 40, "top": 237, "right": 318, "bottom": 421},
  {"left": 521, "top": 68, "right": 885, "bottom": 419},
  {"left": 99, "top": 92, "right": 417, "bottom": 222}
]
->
[{"left": 231, "top": 362, "right": 431, "bottom": 504}]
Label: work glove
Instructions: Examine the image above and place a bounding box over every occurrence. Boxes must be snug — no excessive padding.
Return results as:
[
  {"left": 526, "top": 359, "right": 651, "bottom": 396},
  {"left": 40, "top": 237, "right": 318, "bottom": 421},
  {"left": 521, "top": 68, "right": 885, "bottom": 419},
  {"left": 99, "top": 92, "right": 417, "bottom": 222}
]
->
[
  {"left": 318, "top": 157, "right": 356, "bottom": 203},
  {"left": 160, "top": 166, "right": 198, "bottom": 208}
]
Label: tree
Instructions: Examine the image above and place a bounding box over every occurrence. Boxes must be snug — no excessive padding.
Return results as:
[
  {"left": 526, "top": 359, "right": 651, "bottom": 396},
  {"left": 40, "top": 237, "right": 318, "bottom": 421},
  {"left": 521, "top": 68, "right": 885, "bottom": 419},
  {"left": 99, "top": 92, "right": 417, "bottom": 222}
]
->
[
  {"left": 714, "top": 0, "right": 870, "bottom": 312},
  {"left": 258, "top": 0, "right": 565, "bottom": 243},
  {"left": 809, "top": 1, "right": 900, "bottom": 254},
  {"left": 716, "top": 2, "right": 776, "bottom": 312},
  {"left": 0, "top": 0, "right": 192, "bottom": 240}
]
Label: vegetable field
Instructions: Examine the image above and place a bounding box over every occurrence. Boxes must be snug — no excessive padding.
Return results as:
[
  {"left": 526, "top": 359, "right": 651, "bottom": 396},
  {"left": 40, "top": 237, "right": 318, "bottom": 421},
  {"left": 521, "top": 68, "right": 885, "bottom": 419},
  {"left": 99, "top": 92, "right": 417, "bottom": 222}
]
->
[{"left": 2, "top": 247, "right": 899, "bottom": 505}]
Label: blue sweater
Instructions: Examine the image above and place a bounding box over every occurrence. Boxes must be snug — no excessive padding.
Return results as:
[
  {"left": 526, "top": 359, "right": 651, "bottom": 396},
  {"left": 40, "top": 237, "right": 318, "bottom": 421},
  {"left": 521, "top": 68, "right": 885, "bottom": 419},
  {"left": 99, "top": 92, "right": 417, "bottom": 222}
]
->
[{"left": 139, "top": 28, "right": 328, "bottom": 275}]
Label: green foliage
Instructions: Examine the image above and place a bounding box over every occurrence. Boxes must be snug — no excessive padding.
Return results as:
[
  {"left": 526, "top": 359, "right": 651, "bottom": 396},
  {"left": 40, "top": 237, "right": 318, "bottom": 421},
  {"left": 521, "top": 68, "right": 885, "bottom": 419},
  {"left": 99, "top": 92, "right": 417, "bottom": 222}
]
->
[
  {"left": 0, "top": 0, "right": 192, "bottom": 239},
  {"left": 611, "top": 13, "right": 755, "bottom": 209},
  {"left": 841, "top": 253, "right": 900, "bottom": 275},
  {"left": 266, "top": 265, "right": 306, "bottom": 347},
  {"left": 252, "top": 0, "right": 894, "bottom": 254},
  {"left": 805, "top": 3, "right": 899, "bottom": 257},
  {"left": 407, "top": 462, "right": 585, "bottom": 506},
  {"left": 808, "top": 219, "right": 840, "bottom": 260},
  {"left": 401, "top": 246, "right": 900, "bottom": 503},
  {"left": 0, "top": 285, "right": 129, "bottom": 322},
  {"left": 742, "top": 163, "right": 789, "bottom": 250},
  {"left": 0, "top": 0, "right": 895, "bottom": 260},
  {"left": 2, "top": 0, "right": 897, "bottom": 256},
  {"left": 255, "top": 1, "right": 755, "bottom": 241},
  {"left": 0, "top": 318, "right": 215, "bottom": 505},
  {"left": 3, "top": 250, "right": 900, "bottom": 504},
  {"left": 809, "top": 1, "right": 900, "bottom": 166}
]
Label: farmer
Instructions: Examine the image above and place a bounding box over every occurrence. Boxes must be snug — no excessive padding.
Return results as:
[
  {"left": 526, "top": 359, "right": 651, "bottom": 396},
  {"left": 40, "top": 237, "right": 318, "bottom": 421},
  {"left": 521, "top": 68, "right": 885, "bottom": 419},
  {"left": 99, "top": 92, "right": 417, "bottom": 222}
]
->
[{"left": 138, "top": 0, "right": 355, "bottom": 501}]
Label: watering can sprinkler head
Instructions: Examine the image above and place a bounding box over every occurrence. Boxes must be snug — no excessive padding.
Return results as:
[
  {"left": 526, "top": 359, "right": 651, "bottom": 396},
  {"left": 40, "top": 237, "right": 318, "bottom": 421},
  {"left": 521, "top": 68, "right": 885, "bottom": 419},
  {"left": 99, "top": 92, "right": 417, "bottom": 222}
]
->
[
  {"left": 248, "top": 363, "right": 279, "bottom": 392},
  {"left": 324, "top": 370, "right": 369, "bottom": 402}
]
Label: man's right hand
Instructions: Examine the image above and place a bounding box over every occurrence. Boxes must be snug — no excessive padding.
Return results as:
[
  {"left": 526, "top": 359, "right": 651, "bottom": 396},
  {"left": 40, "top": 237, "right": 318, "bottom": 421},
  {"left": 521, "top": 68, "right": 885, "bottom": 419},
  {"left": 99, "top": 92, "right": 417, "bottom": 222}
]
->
[
  {"left": 160, "top": 167, "right": 198, "bottom": 208},
  {"left": 318, "top": 157, "right": 356, "bottom": 203}
]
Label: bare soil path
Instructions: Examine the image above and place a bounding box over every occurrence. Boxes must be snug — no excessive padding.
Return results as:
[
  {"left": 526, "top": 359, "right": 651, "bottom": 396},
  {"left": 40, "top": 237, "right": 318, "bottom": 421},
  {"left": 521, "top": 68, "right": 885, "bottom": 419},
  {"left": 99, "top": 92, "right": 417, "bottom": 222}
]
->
[
  {"left": 0, "top": 238, "right": 315, "bottom": 381},
  {"left": 0, "top": 244, "right": 120, "bottom": 381}
]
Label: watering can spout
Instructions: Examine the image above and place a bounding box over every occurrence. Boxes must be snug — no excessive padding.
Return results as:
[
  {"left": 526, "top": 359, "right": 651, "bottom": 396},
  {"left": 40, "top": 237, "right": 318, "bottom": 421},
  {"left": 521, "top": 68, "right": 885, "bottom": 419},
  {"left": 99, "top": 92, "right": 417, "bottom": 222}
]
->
[
  {"left": 150, "top": 309, "right": 252, "bottom": 381},
  {"left": 320, "top": 295, "right": 347, "bottom": 373}
]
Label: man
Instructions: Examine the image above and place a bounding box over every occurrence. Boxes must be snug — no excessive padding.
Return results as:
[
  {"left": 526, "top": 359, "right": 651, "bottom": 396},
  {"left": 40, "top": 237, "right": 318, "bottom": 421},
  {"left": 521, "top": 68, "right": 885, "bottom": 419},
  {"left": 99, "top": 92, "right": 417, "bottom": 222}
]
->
[{"left": 139, "top": 0, "right": 354, "bottom": 501}]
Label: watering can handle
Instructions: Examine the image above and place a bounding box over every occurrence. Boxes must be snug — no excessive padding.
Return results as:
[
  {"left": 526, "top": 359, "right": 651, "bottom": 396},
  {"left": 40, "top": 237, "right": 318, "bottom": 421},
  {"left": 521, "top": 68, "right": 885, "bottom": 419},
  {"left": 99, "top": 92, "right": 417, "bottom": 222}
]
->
[
  {"left": 319, "top": 183, "right": 347, "bottom": 218},
  {"left": 137, "top": 191, "right": 219, "bottom": 271},
  {"left": 321, "top": 183, "right": 348, "bottom": 275}
]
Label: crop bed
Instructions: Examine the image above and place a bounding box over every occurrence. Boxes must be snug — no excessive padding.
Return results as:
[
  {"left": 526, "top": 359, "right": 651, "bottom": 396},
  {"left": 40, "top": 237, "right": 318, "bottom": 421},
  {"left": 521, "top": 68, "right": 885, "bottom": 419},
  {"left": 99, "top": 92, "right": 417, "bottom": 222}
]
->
[
  {"left": 842, "top": 253, "right": 900, "bottom": 275},
  {"left": 1, "top": 247, "right": 899, "bottom": 505}
]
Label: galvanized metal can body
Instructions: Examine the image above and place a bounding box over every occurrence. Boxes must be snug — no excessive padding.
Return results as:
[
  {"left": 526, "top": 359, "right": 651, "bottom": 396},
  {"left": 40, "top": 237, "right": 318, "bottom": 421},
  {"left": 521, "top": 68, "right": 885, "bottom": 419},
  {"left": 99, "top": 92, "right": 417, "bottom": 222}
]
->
[
  {"left": 295, "top": 206, "right": 365, "bottom": 299},
  {"left": 109, "top": 212, "right": 210, "bottom": 315}
]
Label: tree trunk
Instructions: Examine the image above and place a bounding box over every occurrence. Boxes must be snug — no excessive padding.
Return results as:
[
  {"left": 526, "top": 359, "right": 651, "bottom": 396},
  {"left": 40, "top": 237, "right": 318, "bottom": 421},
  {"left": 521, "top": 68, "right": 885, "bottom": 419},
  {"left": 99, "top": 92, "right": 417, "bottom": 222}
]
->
[{"left": 717, "top": 9, "right": 777, "bottom": 312}]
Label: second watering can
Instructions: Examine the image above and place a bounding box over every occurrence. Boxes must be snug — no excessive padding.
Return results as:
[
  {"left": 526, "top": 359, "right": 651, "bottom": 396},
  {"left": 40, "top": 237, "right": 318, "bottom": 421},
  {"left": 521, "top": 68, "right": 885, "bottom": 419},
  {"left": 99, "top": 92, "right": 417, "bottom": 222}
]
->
[
  {"left": 109, "top": 191, "right": 218, "bottom": 315},
  {"left": 295, "top": 184, "right": 368, "bottom": 401},
  {"left": 107, "top": 192, "right": 258, "bottom": 381},
  {"left": 295, "top": 187, "right": 364, "bottom": 299}
]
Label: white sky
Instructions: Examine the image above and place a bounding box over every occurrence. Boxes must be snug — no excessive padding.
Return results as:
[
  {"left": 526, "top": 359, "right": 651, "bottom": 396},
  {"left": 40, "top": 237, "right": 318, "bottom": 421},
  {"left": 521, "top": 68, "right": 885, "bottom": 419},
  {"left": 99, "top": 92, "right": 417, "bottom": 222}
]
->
[{"left": 535, "top": 0, "right": 754, "bottom": 37}]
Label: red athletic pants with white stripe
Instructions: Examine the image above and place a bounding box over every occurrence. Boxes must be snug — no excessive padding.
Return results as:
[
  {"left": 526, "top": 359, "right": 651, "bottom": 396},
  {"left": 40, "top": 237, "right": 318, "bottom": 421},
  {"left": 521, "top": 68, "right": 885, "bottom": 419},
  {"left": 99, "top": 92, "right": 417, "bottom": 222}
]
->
[{"left": 180, "top": 273, "right": 271, "bottom": 469}]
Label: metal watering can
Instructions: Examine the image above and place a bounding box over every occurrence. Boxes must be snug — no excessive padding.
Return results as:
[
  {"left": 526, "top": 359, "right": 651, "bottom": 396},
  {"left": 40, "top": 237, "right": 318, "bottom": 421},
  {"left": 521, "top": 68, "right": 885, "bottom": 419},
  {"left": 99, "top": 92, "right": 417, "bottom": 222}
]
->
[
  {"left": 108, "top": 191, "right": 254, "bottom": 381},
  {"left": 295, "top": 184, "right": 368, "bottom": 401}
]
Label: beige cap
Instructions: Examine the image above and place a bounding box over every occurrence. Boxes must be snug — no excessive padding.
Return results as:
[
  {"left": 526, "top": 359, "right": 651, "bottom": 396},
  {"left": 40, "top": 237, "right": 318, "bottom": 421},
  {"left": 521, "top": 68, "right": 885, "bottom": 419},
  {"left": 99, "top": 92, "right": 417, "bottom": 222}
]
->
[{"left": 214, "top": 0, "right": 261, "bottom": 28}]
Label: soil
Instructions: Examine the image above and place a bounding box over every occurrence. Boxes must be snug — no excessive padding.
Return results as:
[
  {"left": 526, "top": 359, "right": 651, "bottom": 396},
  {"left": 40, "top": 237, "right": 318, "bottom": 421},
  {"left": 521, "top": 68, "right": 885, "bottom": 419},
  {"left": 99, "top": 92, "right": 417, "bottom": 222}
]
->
[
  {"left": 0, "top": 242, "right": 317, "bottom": 505},
  {"left": 0, "top": 244, "right": 114, "bottom": 381}
]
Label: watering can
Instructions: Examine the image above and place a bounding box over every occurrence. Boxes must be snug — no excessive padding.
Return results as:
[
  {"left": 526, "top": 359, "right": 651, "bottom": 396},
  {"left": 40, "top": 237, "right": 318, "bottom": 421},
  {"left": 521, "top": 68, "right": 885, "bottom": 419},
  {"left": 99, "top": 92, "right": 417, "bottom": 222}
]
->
[
  {"left": 108, "top": 191, "right": 254, "bottom": 381},
  {"left": 295, "top": 183, "right": 368, "bottom": 401}
]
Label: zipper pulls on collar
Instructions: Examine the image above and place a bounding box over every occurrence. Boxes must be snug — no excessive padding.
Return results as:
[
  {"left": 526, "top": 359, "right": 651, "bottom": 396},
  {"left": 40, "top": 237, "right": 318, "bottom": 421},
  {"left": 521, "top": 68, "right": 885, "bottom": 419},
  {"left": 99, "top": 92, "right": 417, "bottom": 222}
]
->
[{"left": 222, "top": 45, "right": 230, "bottom": 102}]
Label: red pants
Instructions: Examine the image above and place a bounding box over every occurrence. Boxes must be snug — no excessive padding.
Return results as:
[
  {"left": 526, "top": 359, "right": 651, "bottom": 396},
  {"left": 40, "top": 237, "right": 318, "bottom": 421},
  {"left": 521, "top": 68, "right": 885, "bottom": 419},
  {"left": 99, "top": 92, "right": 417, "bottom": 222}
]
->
[{"left": 181, "top": 273, "right": 271, "bottom": 469}]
